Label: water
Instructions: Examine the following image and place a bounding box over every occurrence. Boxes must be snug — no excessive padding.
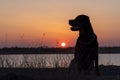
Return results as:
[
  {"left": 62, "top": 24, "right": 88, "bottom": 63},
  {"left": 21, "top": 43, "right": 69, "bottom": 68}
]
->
[
  {"left": 99, "top": 53, "right": 120, "bottom": 66},
  {"left": 0, "top": 53, "right": 120, "bottom": 68}
]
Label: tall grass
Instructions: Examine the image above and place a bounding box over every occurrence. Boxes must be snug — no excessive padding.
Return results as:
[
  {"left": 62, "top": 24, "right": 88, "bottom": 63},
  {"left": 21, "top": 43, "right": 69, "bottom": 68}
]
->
[
  {"left": 0, "top": 52, "right": 119, "bottom": 68},
  {"left": 0, "top": 54, "right": 73, "bottom": 68}
]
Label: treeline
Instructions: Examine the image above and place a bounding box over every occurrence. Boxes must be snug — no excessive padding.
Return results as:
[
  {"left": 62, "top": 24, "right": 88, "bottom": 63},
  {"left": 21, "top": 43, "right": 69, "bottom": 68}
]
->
[
  {"left": 0, "top": 47, "right": 74, "bottom": 54},
  {"left": 0, "top": 47, "right": 120, "bottom": 54},
  {"left": 99, "top": 47, "right": 120, "bottom": 53}
]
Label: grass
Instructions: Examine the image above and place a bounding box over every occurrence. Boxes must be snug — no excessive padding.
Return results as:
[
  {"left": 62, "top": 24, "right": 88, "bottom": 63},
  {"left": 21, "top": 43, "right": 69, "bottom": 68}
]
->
[{"left": 0, "top": 54, "right": 73, "bottom": 68}]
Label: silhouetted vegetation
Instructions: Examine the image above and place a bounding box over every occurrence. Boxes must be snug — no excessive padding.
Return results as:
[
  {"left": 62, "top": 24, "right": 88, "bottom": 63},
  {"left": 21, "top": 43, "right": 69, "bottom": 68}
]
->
[{"left": 98, "top": 47, "right": 120, "bottom": 53}]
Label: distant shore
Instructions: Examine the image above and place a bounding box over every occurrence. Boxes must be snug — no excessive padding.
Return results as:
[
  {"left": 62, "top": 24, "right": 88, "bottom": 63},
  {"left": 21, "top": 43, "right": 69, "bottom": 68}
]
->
[{"left": 0, "top": 47, "right": 120, "bottom": 54}]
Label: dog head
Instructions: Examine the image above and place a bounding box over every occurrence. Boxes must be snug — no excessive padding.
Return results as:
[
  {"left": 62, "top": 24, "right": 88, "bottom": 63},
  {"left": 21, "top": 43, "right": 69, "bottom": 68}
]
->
[{"left": 69, "top": 15, "right": 90, "bottom": 31}]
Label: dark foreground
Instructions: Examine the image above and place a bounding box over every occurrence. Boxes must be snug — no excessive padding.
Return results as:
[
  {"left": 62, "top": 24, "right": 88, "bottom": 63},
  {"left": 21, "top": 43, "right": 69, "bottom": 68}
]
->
[{"left": 0, "top": 66, "right": 120, "bottom": 80}]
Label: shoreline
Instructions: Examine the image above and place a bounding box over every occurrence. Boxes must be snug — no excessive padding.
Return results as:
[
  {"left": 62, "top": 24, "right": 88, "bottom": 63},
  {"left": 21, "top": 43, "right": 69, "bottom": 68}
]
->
[{"left": 0, "top": 47, "right": 120, "bottom": 54}]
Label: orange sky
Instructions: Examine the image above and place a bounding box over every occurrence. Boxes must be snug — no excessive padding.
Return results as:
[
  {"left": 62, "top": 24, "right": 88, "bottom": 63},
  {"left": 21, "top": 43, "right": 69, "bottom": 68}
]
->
[{"left": 0, "top": 0, "right": 120, "bottom": 47}]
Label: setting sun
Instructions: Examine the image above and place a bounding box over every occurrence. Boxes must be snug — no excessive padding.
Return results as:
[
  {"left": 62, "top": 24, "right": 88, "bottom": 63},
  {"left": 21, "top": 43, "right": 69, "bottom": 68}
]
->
[{"left": 61, "top": 42, "right": 66, "bottom": 47}]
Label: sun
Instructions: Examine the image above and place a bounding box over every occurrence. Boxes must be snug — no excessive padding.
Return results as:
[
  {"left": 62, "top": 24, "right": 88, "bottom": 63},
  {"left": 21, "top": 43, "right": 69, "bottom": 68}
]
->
[{"left": 61, "top": 42, "right": 66, "bottom": 47}]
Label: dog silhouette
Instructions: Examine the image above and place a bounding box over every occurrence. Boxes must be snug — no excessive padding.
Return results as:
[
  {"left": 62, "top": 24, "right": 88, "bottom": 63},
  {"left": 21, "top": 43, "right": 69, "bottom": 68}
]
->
[{"left": 69, "top": 15, "right": 100, "bottom": 75}]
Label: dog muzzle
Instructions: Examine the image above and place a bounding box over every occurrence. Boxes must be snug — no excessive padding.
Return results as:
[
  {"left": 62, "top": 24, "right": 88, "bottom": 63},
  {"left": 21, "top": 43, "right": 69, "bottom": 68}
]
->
[{"left": 70, "top": 26, "right": 79, "bottom": 31}]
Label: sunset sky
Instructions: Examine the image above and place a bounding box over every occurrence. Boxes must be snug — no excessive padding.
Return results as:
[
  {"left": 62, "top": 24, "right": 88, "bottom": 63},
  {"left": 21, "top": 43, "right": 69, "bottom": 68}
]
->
[{"left": 0, "top": 0, "right": 120, "bottom": 48}]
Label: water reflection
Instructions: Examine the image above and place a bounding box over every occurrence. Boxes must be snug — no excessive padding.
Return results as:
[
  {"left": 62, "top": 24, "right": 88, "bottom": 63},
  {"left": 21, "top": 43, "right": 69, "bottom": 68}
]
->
[
  {"left": 0, "top": 53, "right": 120, "bottom": 68},
  {"left": 99, "top": 54, "right": 120, "bottom": 66}
]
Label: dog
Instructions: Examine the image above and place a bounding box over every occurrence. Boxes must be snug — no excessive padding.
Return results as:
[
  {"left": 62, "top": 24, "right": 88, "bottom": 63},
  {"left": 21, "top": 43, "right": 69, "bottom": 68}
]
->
[{"left": 69, "top": 15, "right": 100, "bottom": 75}]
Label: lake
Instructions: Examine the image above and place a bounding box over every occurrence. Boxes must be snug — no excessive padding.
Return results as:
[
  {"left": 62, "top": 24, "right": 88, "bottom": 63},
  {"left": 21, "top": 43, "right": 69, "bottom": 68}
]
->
[
  {"left": 0, "top": 53, "right": 120, "bottom": 68},
  {"left": 99, "top": 53, "right": 120, "bottom": 66}
]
